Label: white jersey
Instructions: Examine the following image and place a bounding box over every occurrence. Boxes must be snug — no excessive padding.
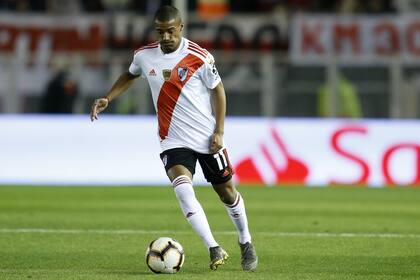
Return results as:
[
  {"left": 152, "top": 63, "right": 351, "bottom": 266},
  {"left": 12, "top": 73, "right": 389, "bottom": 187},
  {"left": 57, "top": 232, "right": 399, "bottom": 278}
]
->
[{"left": 128, "top": 38, "right": 222, "bottom": 154}]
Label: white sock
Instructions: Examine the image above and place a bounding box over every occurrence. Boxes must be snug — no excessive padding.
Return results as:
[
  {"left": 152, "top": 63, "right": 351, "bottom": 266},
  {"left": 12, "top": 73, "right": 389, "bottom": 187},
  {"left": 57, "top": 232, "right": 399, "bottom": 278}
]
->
[
  {"left": 224, "top": 192, "right": 252, "bottom": 244},
  {"left": 172, "top": 176, "right": 218, "bottom": 249}
]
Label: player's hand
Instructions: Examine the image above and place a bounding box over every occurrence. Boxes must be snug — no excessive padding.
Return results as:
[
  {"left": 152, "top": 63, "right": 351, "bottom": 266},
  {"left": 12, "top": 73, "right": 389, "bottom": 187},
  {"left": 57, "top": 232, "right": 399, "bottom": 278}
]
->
[
  {"left": 210, "top": 132, "right": 223, "bottom": 153},
  {"left": 90, "top": 97, "right": 109, "bottom": 122}
]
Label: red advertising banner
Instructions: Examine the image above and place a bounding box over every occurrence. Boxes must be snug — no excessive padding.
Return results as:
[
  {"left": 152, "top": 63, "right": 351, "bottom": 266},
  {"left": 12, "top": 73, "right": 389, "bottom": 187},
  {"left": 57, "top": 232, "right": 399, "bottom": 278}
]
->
[
  {"left": 0, "top": 13, "right": 286, "bottom": 53},
  {"left": 291, "top": 14, "right": 420, "bottom": 64},
  {"left": 0, "top": 14, "right": 106, "bottom": 52}
]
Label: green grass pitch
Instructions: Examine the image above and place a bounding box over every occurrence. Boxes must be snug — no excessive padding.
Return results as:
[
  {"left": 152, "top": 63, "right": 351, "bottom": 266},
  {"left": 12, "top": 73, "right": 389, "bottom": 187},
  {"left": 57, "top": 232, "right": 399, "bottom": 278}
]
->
[{"left": 0, "top": 186, "right": 419, "bottom": 279}]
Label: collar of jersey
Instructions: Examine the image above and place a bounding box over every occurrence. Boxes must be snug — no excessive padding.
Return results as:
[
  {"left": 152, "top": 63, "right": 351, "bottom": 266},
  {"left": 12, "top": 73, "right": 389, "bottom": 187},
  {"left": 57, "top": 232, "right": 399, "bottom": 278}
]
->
[{"left": 158, "top": 37, "right": 186, "bottom": 57}]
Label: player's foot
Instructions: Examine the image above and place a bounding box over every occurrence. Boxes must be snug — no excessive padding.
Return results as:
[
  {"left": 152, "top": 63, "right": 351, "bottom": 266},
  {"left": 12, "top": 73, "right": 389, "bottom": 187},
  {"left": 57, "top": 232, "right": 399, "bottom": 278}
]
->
[
  {"left": 209, "top": 246, "right": 229, "bottom": 270},
  {"left": 239, "top": 242, "right": 258, "bottom": 271}
]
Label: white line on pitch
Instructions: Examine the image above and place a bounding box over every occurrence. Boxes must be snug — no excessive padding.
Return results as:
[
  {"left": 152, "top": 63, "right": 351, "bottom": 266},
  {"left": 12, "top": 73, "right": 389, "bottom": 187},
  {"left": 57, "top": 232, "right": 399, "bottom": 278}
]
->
[{"left": 0, "top": 228, "right": 419, "bottom": 239}]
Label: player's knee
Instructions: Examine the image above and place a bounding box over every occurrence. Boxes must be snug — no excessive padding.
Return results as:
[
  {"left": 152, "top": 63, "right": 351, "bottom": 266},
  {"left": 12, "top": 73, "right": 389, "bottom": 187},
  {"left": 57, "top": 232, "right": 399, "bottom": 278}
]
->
[
  {"left": 216, "top": 185, "right": 237, "bottom": 205},
  {"left": 220, "top": 195, "right": 233, "bottom": 205},
  {"left": 223, "top": 192, "right": 237, "bottom": 205}
]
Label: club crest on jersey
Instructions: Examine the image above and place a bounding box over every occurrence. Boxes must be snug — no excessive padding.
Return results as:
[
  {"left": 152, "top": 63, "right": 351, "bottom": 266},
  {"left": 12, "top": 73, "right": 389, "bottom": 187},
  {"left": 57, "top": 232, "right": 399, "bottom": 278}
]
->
[
  {"left": 177, "top": 67, "right": 188, "bottom": 82},
  {"left": 162, "top": 69, "right": 171, "bottom": 81}
]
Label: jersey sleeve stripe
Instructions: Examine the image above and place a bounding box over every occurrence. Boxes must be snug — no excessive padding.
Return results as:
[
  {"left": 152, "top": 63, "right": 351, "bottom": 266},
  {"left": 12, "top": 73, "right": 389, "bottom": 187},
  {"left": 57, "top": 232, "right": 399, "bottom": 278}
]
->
[
  {"left": 188, "top": 41, "right": 209, "bottom": 55},
  {"left": 188, "top": 46, "right": 208, "bottom": 58},
  {"left": 187, "top": 47, "right": 208, "bottom": 61},
  {"left": 134, "top": 43, "right": 159, "bottom": 54},
  {"left": 135, "top": 43, "right": 158, "bottom": 50},
  {"left": 187, "top": 45, "right": 208, "bottom": 57},
  {"left": 157, "top": 54, "right": 205, "bottom": 140}
]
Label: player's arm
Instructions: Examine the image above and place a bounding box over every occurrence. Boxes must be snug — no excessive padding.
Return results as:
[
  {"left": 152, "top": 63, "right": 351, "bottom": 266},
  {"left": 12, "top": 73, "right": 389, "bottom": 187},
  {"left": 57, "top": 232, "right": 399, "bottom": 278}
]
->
[
  {"left": 210, "top": 81, "right": 226, "bottom": 153},
  {"left": 90, "top": 71, "right": 139, "bottom": 121}
]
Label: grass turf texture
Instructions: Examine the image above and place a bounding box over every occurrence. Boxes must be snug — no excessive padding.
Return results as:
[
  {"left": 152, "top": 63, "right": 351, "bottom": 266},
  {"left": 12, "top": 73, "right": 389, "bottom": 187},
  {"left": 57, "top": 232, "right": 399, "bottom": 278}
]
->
[{"left": 0, "top": 186, "right": 419, "bottom": 280}]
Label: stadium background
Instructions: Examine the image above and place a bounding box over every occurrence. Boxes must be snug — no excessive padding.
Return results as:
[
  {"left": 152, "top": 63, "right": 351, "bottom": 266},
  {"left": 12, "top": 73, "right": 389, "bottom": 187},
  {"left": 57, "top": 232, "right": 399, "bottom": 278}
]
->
[
  {"left": 0, "top": 0, "right": 419, "bottom": 186},
  {"left": 0, "top": 1, "right": 420, "bottom": 279},
  {"left": 0, "top": 0, "right": 420, "bottom": 280}
]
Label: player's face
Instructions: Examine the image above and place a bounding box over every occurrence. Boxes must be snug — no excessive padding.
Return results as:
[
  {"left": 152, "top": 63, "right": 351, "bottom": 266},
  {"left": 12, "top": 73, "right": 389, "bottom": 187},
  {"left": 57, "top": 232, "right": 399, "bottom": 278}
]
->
[{"left": 155, "top": 18, "right": 183, "bottom": 54}]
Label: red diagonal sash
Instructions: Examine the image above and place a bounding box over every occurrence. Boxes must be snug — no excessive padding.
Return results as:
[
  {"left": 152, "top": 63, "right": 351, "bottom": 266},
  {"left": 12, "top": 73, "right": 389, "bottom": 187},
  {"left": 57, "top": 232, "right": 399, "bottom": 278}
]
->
[{"left": 157, "top": 54, "right": 204, "bottom": 140}]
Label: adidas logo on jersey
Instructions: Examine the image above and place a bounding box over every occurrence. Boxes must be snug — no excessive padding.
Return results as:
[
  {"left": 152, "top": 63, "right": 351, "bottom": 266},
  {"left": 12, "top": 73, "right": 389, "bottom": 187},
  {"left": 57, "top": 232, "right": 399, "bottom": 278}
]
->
[{"left": 149, "top": 69, "right": 156, "bottom": 76}]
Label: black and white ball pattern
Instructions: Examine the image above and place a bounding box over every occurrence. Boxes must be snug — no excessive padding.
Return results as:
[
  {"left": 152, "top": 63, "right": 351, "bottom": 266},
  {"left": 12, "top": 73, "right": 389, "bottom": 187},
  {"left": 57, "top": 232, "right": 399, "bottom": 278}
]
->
[{"left": 145, "top": 237, "right": 185, "bottom": 274}]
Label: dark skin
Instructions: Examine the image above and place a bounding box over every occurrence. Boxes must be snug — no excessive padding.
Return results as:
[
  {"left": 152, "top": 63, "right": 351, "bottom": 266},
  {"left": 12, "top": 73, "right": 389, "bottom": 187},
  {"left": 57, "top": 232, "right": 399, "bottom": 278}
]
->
[{"left": 90, "top": 17, "right": 237, "bottom": 205}]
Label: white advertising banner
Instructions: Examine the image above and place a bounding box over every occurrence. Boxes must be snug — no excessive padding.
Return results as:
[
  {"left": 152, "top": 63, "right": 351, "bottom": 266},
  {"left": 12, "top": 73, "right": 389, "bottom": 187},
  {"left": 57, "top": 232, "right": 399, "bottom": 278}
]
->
[
  {"left": 291, "top": 14, "right": 420, "bottom": 64},
  {"left": 0, "top": 115, "right": 419, "bottom": 187}
]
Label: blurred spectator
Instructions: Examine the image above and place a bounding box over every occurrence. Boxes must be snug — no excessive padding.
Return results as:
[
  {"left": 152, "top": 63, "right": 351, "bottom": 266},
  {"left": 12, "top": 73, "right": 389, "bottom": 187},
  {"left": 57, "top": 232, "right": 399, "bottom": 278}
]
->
[
  {"left": 336, "top": 0, "right": 364, "bottom": 14},
  {"left": 313, "top": 0, "right": 395, "bottom": 14},
  {"left": 46, "top": 0, "right": 81, "bottom": 14},
  {"left": 128, "top": 0, "right": 171, "bottom": 14},
  {"left": 81, "top": 0, "right": 104, "bottom": 12},
  {"left": 230, "top": 0, "right": 311, "bottom": 13},
  {"left": 311, "top": 0, "right": 335, "bottom": 12},
  {"left": 317, "top": 75, "right": 362, "bottom": 118},
  {"left": 0, "top": 0, "right": 401, "bottom": 14},
  {"left": 0, "top": 0, "right": 46, "bottom": 11},
  {"left": 198, "top": 0, "right": 229, "bottom": 19},
  {"left": 230, "top": 0, "right": 258, "bottom": 12},
  {"left": 393, "top": 0, "right": 420, "bottom": 13},
  {"left": 102, "top": 0, "right": 131, "bottom": 11},
  {"left": 287, "top": 0, "right": 312, "bottom": 12},
  {"left": 41, "top": 68, "right": 78, "bottom": 114},
  {"left": 363, "top": 0, "right": 395, "bottom": 13}
]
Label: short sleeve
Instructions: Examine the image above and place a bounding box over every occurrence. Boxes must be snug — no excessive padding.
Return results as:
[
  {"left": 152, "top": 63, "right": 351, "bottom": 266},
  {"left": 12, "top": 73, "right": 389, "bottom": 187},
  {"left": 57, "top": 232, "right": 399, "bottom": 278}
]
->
[
  {"left": 200, "top": 53, "right": 221, "bottom": 89},
  {"left": 128, "top": 53, "right": 144, "bottom": 77}
]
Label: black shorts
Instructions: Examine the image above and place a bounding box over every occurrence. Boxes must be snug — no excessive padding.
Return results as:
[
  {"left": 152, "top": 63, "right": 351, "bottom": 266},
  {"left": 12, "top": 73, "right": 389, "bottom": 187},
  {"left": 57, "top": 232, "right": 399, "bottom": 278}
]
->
[{"left": 160, "top": 147, "right": 234, "bottom": 185}]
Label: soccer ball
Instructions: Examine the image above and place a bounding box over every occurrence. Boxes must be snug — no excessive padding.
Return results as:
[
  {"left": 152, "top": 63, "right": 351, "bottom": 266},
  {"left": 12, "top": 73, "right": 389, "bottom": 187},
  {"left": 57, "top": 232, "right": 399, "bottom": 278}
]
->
[{"left": 145, "top": 237, "right": 185, "bottom": 274}]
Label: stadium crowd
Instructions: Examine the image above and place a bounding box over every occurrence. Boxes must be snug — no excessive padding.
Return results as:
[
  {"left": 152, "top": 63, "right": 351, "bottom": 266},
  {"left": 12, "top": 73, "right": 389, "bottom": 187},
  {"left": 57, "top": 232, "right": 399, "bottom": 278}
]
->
[{"left": 0, "top": 0, "right": 418, "bottom": 14}]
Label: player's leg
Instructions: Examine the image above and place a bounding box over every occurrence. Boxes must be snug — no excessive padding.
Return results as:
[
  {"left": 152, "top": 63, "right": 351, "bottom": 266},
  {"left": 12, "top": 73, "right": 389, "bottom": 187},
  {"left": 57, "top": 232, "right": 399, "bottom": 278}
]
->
[
  {"left": 213, "top": 179, "right": 257, "bottom": 271},
  {"left": 166, "top": 164, "right": 219, "bottom": 250},
  {"left": 160, "top": 148, "right": 221, "bottom": 266},
  {"left": 169, "top": 165, "right": 219, "bottom": 249},
  {"left": 212, "top": 179, "right": 251, "bottom": 244},
  {"left": 198, "top": 148, "right": 258, "bottom": 271},
  {"left": 198, "top": 149, "right": 252, "bottom": 243}
]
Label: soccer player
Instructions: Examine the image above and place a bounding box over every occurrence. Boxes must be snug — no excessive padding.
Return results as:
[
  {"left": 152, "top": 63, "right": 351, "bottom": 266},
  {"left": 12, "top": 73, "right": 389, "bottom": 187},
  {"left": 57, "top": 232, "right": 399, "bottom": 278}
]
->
[{"left": 90, "top": 5, "right": 258, "bottom": 271}]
